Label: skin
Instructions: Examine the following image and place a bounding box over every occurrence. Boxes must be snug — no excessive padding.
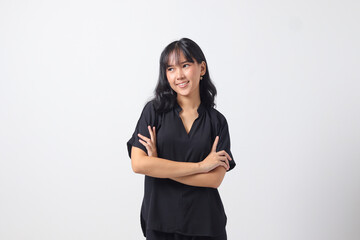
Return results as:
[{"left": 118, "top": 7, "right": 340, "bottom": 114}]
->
[
  {"left": 131, "top": 50, "right": 232, "bottom": 188},
  {"left": 166, "top": 50, "right": 205, "bottom": 113}
]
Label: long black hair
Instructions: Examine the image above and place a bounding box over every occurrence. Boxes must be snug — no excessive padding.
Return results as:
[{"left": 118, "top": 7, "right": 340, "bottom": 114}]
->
[{"left": 151, "top": 38, "right": 217, "bottom": 113}]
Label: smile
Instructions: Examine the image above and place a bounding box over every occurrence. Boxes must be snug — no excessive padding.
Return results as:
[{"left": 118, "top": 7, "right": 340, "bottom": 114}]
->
[{"left": 177, "top": 81, "right": 189, "bottom": 88}]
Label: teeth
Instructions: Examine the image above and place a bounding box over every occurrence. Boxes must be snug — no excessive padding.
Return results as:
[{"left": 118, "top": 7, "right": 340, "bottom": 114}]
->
[{"left": 179, "top": 81, "right": 189, "bottom": 86}]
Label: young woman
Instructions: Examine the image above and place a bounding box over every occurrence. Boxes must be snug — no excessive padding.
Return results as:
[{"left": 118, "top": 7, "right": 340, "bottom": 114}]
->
[{"left": 127, "top": 38, "right": 236, "bottom": 240}]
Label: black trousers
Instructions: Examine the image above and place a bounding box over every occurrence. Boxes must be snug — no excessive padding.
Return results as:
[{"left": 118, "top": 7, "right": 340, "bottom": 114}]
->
[{"left": 146, "top": 229, "right": 227, "bottom": 240}]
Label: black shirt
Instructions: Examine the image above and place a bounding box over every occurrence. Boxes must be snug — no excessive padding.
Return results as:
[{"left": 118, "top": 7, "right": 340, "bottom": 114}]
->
[{"left": 127, "top": 100, "right": 236, "bottom": 237}]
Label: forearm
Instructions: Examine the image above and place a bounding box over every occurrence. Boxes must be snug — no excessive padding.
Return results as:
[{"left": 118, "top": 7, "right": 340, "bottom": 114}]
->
[
  {"left": 135, "top": 155, "right": 203, "bottom": 178},
  {"left": 170, "top": 166, "right": 226, "bottom": 189}
]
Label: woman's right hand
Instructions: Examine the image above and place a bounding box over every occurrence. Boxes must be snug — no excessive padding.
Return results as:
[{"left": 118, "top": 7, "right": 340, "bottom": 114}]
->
[
  {"left": 199, "top": 136, "right": 232, "bottom": 172},
  {"left": 138, "top": 125, "right": 158, "bottom": 158}
]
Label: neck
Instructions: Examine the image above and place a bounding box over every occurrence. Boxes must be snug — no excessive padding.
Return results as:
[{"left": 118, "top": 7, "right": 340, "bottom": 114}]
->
[{"left": 177, "top": 93, "right": 201, "bottom": 111}]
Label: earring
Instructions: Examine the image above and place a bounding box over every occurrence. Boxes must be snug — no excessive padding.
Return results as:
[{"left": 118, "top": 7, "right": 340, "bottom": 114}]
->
[{"left": 200, "top": 76, "right": 203, "bottom": 80}]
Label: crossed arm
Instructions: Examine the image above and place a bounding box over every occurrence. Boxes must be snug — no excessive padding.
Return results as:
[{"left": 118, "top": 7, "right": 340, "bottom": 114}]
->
[
  {"left": 131, "top": 125, "right": 230, "bottom": 188},
  {"left": 131, "top": 146, "right": 227, "bottom": 189},
  {"left": 170, "top": 165, "right": 226, "bottom": 188}
]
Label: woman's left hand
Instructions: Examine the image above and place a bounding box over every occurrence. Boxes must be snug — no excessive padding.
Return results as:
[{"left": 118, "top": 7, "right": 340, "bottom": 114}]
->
[{"left": 138, "top": 125, "right": 158, "bottom": 157}]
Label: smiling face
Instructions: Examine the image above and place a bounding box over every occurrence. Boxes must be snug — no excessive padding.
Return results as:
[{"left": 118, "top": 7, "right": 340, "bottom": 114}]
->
[{"left": 166, "top": 50, "right": 206, "bottom": 99}]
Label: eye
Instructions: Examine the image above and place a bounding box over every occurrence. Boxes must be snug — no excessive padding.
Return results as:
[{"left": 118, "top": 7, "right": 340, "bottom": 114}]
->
[
  {"left": 167, "top": 67, "right": 173, "bottom": 72},
  {"left": 183, "top": 64, "right": 190, "bottom": 68}
]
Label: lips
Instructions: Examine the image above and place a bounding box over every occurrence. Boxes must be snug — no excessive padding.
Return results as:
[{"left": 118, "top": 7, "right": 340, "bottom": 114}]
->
[{"left": 177, "top": 81, "right": 189, "bottom": 86}]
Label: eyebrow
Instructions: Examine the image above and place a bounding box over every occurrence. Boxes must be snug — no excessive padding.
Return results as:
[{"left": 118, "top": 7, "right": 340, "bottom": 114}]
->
[{"left": 167, "top": 61, "right": 190, "bottom": 67}]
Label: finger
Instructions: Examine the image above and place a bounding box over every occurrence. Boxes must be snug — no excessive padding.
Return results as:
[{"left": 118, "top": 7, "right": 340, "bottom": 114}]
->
[
  {"left": 148, "top": 126, "right": 154, "bottom": 141},
  {"left": 219, "top": 150, "right": 232, "bottom": 161},
  {"left": 225, "top": 151, "right": 232, "bottom": 161},
  {"left": 152, "top": 126, "right": 156, "bottom": 141},
  {"left": 139, "top": 139, "right": 149, "bottom": 148},
  {"left": 139, "top": 139, "right": 153, "bottom": 155},
  {"left": 226, "top": 152, "right": 232, "bottom": 161},
  {"left": 219, "top": 157, "right": 230, "bottom": 169},
  {"left": 224, "top": 158, "right": 230, "bottom": 169},
  {"left": 138, "top": 133, "right": 150, "bottom": 143},
  {"left": 220, "top": 161, "right": 228, "bottom": 170},
  {"left": 211, "top": 136, "right": 219, "bottom": 152}
]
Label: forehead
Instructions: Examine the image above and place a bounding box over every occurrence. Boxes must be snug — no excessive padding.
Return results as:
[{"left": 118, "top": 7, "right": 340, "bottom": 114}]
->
[{"left": 167, "top": 49, "right": 194, "bottom": 66}]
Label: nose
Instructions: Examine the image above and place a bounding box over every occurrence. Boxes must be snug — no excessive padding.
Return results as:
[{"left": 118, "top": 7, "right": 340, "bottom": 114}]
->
[{"left": 176, "top": 68, "right": 185, "bottom": 80}]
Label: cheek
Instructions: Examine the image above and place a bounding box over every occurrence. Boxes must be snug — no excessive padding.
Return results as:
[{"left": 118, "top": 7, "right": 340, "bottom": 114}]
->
[
  {"left": 187, "top": 68, "right": 198, "bottom": 77},
  {"left": 166, "top": 75, "right": 174, "bottom": 88},
  {"left": 167, "top": 73, "right": 176, "bottom": 84},
  {"left": 167, "top": 80, "right": 173, "bottom": 87}
]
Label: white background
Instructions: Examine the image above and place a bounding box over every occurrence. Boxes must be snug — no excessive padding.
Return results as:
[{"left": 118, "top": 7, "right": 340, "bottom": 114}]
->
[{"left": 1, "top": 0, "right": 359, "bottom": 239}]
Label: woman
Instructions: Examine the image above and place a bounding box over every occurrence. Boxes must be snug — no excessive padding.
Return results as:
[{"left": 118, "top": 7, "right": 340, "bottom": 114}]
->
[{"left": 127, "top": 38, "right": 236, "bottom": 240}]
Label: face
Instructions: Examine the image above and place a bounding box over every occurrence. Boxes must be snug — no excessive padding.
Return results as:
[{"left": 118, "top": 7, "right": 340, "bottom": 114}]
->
[{"left": 166, "top": 50, "right": 206, "bottom": 99}]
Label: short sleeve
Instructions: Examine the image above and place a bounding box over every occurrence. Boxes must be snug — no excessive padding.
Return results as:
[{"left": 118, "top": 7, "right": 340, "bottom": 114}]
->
[
  {"left": 216, "top": 116, "right": 236, "bottom": 172},
  {"left": 127, "top": 101, "right": 157, "bottom": 159}
]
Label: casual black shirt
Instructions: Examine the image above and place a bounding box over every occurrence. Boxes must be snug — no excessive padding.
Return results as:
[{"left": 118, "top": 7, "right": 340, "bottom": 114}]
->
[{"left": 127, "top": 100, "right": 236, "bottom": 237}]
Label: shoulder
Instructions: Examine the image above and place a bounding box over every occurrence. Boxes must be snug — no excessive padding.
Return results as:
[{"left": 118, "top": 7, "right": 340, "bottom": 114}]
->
[
  {"left": 137, "top": 99, "right": 159, "bottom": 125},
  {"left": 141, "top": 99, "right": 156, "bottom": 115},
  {"left": 207, "top": 106, "right": 228, "bottom": 126}
]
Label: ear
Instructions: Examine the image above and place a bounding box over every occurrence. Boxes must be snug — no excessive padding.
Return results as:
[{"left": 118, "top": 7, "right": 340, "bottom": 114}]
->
[{"left": 200, "top": 61, "right": 207, "bottom": 76}]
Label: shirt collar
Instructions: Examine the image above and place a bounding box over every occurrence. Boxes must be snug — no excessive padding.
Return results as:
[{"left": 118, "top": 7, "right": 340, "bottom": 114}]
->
[{"left": 175, "top": 101, "right": 205, "bottom": 116}]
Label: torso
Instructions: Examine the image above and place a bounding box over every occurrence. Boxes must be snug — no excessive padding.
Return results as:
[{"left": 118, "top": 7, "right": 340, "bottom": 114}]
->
[
  {"left": 127, "top": 99, "right": 235, "bottom": 236},
  {"left": 179, "top": 110, "right": 199, "bottom": 134}
]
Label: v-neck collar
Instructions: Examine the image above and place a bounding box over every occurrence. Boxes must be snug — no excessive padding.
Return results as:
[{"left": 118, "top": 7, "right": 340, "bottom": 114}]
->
[{"left": 174, "top": 101, "right": 206, "bottom": 116}]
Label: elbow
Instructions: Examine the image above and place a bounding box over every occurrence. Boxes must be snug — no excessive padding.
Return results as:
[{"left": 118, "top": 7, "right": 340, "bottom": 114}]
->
[
  {"left": 130, "top": 146, "right": 149, "bottom": 174},
  {"left": 210, "top": 167, "right": 226, "bottom": 189},
  {"left": 207, "top": 177, "right": 222, "bottom": 189},
  {"left": 131, "top": 156, "right": 143, "bottom": 174},
  {"left": 212, "top": 180, "right": 222, "bottom": 189},
  {"left": 131, "top": 162, "right": 140, "bottom": 174}
]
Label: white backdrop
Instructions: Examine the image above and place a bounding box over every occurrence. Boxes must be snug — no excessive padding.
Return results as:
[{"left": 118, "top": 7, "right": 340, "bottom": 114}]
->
[{"left": 1, "top": 0, "right": 359, "bottom": 239}]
